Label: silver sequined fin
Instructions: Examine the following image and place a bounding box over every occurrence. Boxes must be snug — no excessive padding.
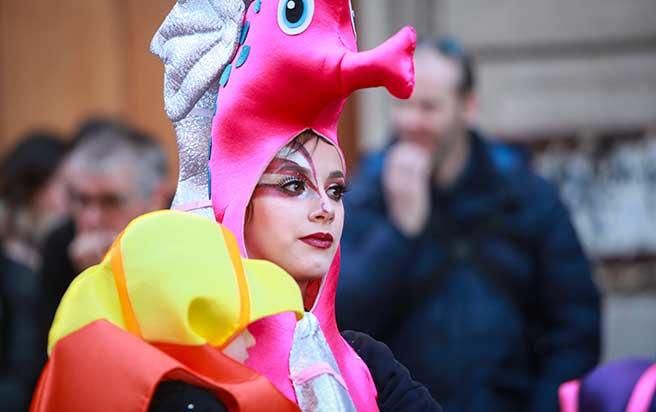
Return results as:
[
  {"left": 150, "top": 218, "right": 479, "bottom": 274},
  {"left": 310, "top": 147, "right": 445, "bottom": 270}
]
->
[{"left": 151, "top": 0, "right": 245, "bottom": 219}]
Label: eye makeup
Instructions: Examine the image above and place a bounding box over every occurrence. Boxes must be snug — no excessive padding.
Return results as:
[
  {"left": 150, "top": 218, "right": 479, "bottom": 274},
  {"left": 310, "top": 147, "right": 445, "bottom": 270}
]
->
[
  {"left": 255, "top": 141, "right": 347, "bottom": 201},
  {"left": 325, "top": 181, "right": 348, "bottom": 201},
  {"left": 256, "top": 159, "right": 347, "bottom": 201}
]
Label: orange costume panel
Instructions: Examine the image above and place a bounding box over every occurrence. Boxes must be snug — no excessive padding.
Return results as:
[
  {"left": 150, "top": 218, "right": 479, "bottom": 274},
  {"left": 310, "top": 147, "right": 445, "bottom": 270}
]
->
[{"left": 31, "top": 320, "right": 299, "bottom": 412}]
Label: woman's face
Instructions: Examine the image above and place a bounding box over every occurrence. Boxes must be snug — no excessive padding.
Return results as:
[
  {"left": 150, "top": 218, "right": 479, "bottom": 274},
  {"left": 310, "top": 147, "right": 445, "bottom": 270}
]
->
[{"left": 244, "top": 137, "right": 346, "bottom": 292}]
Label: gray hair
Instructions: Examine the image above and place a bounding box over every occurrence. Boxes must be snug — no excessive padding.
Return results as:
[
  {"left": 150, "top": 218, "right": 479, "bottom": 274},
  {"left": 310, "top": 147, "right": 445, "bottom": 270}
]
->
[{"left": 67, "top": 127, "right": 168, "bottom": 198}]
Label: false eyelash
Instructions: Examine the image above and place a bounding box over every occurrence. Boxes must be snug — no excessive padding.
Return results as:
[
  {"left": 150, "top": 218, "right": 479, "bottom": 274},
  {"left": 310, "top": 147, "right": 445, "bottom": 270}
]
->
[
  {"left": 329, "top": 182, "right": 349, "bottom": 192},
  {"left": 256, "top": 172, "right": 307, "bottom": 188},
  {"left": 326, "top": 183, "right": 349, "bottom": 201},
  {"left": 327, "top": 183, "right": 346, "bottom": 192},
  {"left": 277, "top": 175, "right": 307, "bottom": 188}
]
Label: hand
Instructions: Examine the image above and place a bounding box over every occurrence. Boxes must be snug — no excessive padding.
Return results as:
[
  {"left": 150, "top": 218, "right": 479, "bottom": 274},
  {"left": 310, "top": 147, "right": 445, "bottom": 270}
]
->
[
  {"left": 69, "top": 230, "right": 116, "bottom": 272},
  {"left": 382, "top": 142, "right": 432, "bottom": 237}
]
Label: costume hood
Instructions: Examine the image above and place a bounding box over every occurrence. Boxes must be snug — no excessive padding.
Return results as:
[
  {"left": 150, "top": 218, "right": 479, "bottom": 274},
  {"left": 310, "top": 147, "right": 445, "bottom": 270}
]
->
[{"left": 206, "top": 0, "right": 416, "bottom": 409}]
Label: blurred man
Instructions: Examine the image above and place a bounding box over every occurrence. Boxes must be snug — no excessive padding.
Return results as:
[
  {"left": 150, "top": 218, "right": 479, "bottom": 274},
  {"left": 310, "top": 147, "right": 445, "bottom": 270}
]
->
[
  {"left": 337, "top": 37, "right": 601, "bottom": 412},
  {"left": 40, "top": 120, "right": 170, "bottom": 325}
]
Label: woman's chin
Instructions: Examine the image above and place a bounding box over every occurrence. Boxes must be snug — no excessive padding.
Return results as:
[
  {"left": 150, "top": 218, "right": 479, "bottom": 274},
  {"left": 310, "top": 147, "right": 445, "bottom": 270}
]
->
[
  {"left": 305, "top": 252, "right": 337, "bottom": 274},
  {"left": 276, "top": 242, "right": 337, "bottom": 285},
  {"left": 289, "top": 258, "right": 332, "bottom": 284}
]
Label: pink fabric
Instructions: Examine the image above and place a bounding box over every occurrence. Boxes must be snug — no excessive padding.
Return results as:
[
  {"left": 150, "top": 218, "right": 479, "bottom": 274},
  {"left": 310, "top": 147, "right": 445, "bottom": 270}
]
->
[
  {"left": 627, "top": 364, "right": 656, "bottom": 412},
  {"left": 290, "top": 361, "right": 348, "bottom": 388},
  {"left": 559, "top": 380, "right": 581, "bottom": 412},
  {"left": 208, "top": 0, "right": 416, "bottom": 410}
]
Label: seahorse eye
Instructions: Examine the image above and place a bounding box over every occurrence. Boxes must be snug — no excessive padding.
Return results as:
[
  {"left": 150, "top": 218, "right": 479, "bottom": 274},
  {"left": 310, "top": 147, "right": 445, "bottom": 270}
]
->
[
  {"left": 286, "top": 0, "right": 304, "bottom": 24},
  {"left": 278, "top": 0, "right": 315, "bottom": 35}
]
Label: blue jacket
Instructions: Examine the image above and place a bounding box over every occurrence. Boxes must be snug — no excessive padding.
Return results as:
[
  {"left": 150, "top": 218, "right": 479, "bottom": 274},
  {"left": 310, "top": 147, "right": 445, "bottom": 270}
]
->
[{"left": 337, "top": 130, "right": 601, "bottom": 412}]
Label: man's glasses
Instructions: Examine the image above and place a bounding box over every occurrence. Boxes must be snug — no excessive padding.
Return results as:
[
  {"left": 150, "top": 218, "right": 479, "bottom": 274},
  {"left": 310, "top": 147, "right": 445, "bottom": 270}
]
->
[{"left": 68, "top": 188, "right": 130, "bottom": 211}]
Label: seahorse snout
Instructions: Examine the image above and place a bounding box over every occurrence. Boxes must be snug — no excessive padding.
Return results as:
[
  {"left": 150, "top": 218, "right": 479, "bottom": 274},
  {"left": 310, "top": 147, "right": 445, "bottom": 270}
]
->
[{"left": 340, "top": 26, "right": 416, "bottom": 98}]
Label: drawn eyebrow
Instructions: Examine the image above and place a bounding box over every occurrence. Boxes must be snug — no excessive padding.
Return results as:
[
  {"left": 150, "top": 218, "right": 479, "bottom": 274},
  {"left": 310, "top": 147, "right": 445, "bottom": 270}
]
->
[
  {"left": 260, "top": 158, "right": 320, "bottom": 192},
  {"left": 328, "top": 171, "right": 345, "bottom": 179},
  {"left": 266, "top": 158, "right": 312, "bottom": 177}
]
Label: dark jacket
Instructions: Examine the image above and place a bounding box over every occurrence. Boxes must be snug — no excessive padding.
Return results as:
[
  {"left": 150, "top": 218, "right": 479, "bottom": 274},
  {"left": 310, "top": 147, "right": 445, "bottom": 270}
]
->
[
  {"left": 337, "top": 130, "right": 601, "bottom": 412},
  {"left": 342, "top": 330, "right": 442, "bottom": 412},
  {"left": 39, "top": 219, "right": 77, "bottom": 327},
  {"left": 0, "top": 251, "right": 45, "bottom": 412}
]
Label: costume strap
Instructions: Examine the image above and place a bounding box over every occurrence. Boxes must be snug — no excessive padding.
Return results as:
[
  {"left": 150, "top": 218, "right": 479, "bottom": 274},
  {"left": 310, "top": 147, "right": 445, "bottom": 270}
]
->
[
  {"left": 290, "top": 361, "right": 348, "bottom": 388},
  {"left": 627, "top": 364, "right": 656, "bottom": 412},
  {"left": 558, "top": 380, "right": 581, "bottom": 412},
  {"left": 110, "top": 234, "right": 142, "bottom": 337}
]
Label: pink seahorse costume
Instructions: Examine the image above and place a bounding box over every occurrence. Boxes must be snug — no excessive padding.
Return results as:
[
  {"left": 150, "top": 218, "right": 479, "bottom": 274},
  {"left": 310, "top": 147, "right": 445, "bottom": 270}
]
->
[{"left": 209, "top": 0, "right": 416, "bottom": 410}]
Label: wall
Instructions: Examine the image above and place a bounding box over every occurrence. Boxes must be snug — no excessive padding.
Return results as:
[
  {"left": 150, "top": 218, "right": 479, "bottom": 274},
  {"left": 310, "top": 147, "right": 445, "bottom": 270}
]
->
[
  {"left": 0, "top": 0, "right": 360, "bottom": 173},
  {"left": 354, "top": 0, "right": 656, "bottom": 148},
  {"left": 0, "top": 0, "right": 176, "bottom": 164}
]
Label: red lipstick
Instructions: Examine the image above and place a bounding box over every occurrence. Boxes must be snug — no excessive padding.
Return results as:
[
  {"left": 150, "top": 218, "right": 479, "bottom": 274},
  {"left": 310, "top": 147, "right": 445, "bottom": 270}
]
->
[{"left": 300, "top": 233, "right": 334, "bottom": 250}]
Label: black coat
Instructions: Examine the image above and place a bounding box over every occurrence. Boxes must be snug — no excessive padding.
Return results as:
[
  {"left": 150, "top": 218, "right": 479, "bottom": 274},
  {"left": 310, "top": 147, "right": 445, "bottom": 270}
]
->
[{"left": 342, "top": 330, "right": 442, "bottom": 412}]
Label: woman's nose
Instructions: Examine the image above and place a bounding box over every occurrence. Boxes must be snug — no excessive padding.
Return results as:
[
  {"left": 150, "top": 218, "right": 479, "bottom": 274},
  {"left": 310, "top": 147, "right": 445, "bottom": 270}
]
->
[{"left": 309, "top": 196, "right": 335, "bottom": 223}]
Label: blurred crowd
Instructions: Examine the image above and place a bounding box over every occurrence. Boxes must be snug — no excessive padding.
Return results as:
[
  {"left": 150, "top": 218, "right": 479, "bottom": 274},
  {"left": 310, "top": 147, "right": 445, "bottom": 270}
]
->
[
  {"left": 0, "top": 119, "right": 171, "bottom": 411},
  {"left": 0, "top": 36, "right": 653, "bottom": 412},
  {"left": 537, "top": 134, "right": 656, "bottom": 258}
]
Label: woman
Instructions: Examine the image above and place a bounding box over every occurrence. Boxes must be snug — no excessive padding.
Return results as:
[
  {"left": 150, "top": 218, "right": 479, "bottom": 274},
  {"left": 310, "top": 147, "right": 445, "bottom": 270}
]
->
[
  {"left": 241, "top": 132, "right": 441, "bottom": 411},
  {"left": 198, "top": 0, "right": 423, "bottom": 407}
]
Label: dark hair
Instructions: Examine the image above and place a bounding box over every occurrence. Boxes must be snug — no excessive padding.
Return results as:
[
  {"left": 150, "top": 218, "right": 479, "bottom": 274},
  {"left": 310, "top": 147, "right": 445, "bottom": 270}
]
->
[
  {"left": 0, "top": 132, "right": 67, "bottom": 208},
  {"left": 418, "top": 35, "right": 476, "bottom": 95},
  {"left": 245, "top": 130, "right": 324, "bottom": 223},
  {"left": 285, "top": 129, "right": 323, "bottom": 156}
]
